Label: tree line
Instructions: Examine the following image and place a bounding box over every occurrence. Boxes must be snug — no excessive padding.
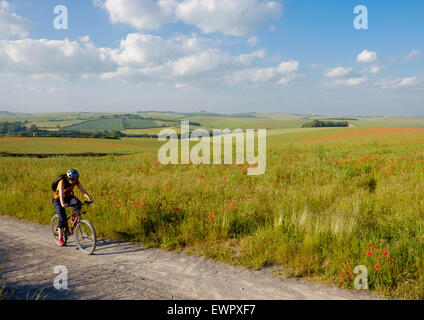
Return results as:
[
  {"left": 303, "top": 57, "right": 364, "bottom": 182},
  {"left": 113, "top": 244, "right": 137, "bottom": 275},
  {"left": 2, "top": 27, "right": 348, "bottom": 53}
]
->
[{"left": 302, "top": 119, "right": 349, "bottom": 128}]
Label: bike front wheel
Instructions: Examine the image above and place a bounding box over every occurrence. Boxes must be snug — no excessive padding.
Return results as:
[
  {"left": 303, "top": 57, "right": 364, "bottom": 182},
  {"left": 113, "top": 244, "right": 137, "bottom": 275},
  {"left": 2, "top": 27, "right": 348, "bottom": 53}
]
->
[{"left": 75, "top": 219, "right": 97, "bottom": 255}]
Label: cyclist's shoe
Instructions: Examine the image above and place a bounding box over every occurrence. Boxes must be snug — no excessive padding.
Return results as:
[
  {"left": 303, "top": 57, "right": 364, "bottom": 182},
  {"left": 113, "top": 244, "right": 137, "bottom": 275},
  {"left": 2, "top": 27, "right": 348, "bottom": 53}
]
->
[{"left": 58, "top": 237, "right": 65, "bottom": 246}]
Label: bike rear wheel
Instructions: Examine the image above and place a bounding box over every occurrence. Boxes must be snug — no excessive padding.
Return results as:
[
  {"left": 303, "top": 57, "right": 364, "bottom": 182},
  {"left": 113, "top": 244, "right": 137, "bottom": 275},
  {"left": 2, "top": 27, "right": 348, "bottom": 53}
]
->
[
  {"left": 75, "top": 219, "right": 97, "bottom": 255},
  {"left": 51, "top": 214, "right": 68, "bottom": 245}
]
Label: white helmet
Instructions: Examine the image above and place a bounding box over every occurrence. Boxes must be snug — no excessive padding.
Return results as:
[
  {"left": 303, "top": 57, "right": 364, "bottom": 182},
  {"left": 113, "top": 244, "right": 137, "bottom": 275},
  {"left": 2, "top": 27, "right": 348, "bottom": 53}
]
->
[{"left": 67, "top": 169, "right": 79, "bottom": 180}]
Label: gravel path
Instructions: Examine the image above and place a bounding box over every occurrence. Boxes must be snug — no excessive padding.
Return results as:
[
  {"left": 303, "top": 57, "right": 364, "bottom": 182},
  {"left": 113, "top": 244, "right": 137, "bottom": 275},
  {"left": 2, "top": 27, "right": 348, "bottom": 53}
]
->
[{"left": 0, "top": 215, "right": 381, "bottom": 300}]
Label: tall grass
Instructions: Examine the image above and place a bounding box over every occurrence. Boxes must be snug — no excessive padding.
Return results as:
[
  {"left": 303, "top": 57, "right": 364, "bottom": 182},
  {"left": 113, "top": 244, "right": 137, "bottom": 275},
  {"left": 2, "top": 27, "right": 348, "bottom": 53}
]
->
[{"left": 1, "top": 130, "right": 424, "bottom": 298}]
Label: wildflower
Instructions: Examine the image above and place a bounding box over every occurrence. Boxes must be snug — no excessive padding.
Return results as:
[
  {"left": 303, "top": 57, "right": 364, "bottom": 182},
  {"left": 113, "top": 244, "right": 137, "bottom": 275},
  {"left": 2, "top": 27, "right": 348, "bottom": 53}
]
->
[
  {"left": 391, "top": 259, "right": 395, "bottom": 263},
  {"left": 383, "top": 252, "right": 388, "bottom": 257},
  {"left": 301, "top": 265, "right": 304, "bottom": 270},
  {"left": 375, "top": 265, "right": 380, "bottom": 270}
]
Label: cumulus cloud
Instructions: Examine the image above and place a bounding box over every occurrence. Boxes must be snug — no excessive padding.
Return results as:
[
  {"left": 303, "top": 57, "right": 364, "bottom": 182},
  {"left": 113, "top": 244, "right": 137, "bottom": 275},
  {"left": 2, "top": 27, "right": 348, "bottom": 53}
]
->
[
  {"left": 170, "top": 48, "right": 231, "bottom": 76},
  {"left": 277, "top": 60, "right": 298, "bottom": 74},
  {"left": 247, "top": 36, "right": 259, "bottom": 47},
  {"left": 374, "top": 77, "right": 420, "bottom": 89},
  {"left": 102, "top": 32, "right": 269, "bottom": 83},
  {"left": 176, "top": 0, "right": 281, "bottom": 36},
  {"left": 226, "top": 59, "right": 299, "bottom": 86},
  {"left": 362, "top": 64, "right": 382, "bottom": 75},
  {"left": 0, "top": 1, "right": 31, "bottom": 39},
  {"left": 96, "top": 0, "right": 282, "bottom": 36},
  {"left": 97, "top": 0, "right": 177, "bottom": 30},
  {"left": 110, "top": 32, "right": 208, "bottom": 67},
  {"left": 406, "top": 50, "right": 421, "bottom": 60},
  {"left": 325, "top": 67, "right": 352, "bottom": 77},
  {"left": 328, "top": 77, "right": 368, "bottom": 87},
  {"left": 0, "top": 37, "right": 116, "bottom": 79},
  {"left": 357, "top": 49, "right": 378, "bottom": 63}
]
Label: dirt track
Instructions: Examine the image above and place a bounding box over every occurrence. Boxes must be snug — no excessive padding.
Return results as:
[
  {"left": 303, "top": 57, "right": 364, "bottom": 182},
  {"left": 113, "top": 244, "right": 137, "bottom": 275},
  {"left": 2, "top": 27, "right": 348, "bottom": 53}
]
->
[{"left": 0, "top": 215, "right": 382, "bottom": 300}]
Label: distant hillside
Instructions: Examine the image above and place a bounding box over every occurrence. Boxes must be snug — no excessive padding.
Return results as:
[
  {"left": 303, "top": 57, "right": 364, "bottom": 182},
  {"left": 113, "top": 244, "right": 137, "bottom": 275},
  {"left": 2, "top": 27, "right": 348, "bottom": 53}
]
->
[
  {"left": 139, "top": 111, "right": 257, "bottom": 118},
  {"left": 0, "top": 111, "right": 16, "bottom": 116}
]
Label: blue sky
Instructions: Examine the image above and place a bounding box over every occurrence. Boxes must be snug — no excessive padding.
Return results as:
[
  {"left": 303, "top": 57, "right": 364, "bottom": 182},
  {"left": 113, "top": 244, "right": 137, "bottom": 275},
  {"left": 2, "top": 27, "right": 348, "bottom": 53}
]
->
[{"left": 0, "top": 0, "right": 423, "bottom": 115}]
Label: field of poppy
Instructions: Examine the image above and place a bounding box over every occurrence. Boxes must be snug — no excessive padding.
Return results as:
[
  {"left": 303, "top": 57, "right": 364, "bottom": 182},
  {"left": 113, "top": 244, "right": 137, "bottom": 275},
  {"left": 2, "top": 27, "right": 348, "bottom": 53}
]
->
[{"left": 1, "top": 126, "right": 424, "bottom": 299}]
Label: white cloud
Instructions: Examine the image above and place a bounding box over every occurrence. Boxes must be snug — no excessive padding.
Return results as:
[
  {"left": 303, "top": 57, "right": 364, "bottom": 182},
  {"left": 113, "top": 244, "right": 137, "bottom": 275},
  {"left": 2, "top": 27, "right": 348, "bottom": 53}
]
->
[
  {"left": 247, "top": 36, "right": 259, "bottom": 47},
  {"left": 110, "top": 32, "right": 208, "bottom": 67},
  {"left": 331, "top": 77, "right": 368, "bottom": 87},
  {"left": 0, "top": 1, "right": 31, "bottom": 39},
  {"left": 363, "top": 64, "right": 382, "bottom": 75},
  {"left": 325, "top": 67, "right": 352, "bottom": 77},
  {"left": 226, "top": 59, "right": 299, "bottom": 86},
  {"left": 170, "top": 48, "right": 231, "bottom": 76},
  {"left": 277, "top": 60, "right": 299, "bottom": 74},
  {"left": 103, "top": 32, "right": 269, "bottom": 82},
  {"left": 374, "top": 77, "right": 420, "bottom": 89},
  {"left": 226, "top": 67, "right": 276, "bottom": 85},
  {"left": 176, "top": 0, "right": 281, "bottom": 36},
  {"left": 357, "top": 50, "right": 378, "bottom": 63},
  {"left": 406, "top": 50, "right": 421, "bottom": 60},
  {"left": 0, "top": 37, "right": 116, "bottom": 79},
  {"left": 97, "top": 0, "right": 282, "bottom": 36},
  {"left": 98, "top": 0, "right": 177, "bottom": 30},
  {"left": 234, "top": 49, "right": 266, "bottom": 66}
]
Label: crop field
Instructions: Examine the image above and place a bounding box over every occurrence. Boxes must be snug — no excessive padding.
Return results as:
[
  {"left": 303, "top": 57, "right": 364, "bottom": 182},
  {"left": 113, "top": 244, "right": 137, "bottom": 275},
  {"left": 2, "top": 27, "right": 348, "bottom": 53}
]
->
[
  {"left": 0, "top": 137, "right": 161, "bottom": 154},
  {"left": 1, "top": 122, "right": 424, "bottom": 299}
]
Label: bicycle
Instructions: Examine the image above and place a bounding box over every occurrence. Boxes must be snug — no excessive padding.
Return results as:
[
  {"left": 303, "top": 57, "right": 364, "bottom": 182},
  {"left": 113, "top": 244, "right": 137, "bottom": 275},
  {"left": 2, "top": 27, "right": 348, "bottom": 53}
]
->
[{"left": 51, "top": 201, "right": 97, "bottom": 255}]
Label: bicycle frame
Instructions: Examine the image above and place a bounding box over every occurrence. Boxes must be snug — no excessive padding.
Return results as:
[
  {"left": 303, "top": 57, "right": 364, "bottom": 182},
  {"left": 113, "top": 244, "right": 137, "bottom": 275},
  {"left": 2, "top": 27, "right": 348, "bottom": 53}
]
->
[{"left": 67, "top": 201, "right": 91, "bottom": 234}]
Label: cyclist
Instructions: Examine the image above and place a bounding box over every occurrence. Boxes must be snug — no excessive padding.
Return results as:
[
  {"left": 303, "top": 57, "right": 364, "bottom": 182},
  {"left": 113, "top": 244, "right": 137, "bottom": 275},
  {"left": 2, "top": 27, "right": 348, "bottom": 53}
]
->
[{"left": 52, "top": 169, "right": 94, "bottom": 246}]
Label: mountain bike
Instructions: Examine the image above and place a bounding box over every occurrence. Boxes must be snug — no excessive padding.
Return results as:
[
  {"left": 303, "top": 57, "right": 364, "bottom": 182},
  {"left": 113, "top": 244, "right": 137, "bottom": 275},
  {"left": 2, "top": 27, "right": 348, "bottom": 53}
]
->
[{"left": 51, "top": 201, "right": 97, "bottom": 255}]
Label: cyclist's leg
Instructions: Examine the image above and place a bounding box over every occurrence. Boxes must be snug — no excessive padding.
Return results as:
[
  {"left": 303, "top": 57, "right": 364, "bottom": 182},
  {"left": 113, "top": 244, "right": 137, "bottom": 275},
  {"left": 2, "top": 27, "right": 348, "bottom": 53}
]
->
[
  {"left": 53, "top": 198, "right": 67, "bottom": 228},
  {"left": 52, "top": 198, "right": 67, "bottom": 243},
  {"left": 69, "top": 197, "right": 82, "bottom": 212}
]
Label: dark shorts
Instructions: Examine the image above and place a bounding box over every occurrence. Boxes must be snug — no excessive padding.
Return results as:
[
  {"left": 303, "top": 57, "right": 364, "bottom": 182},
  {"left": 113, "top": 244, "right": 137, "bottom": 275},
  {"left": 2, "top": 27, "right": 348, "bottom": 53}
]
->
[{"left": 52, "top": 197, "right": 82, "bottom": 229}]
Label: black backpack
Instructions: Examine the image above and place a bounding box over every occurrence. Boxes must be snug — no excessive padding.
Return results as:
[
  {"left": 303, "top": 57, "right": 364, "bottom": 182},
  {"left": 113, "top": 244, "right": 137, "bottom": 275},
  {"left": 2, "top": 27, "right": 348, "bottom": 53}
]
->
[{"left": 51, "top": 174, "right": 67, "bottom": 192}]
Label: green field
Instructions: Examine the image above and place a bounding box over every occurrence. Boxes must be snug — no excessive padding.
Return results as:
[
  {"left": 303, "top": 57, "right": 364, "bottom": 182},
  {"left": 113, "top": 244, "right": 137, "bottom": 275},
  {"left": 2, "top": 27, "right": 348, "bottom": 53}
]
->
[{"left": 1, "top": 113, "right": 424, "bottom": 299}]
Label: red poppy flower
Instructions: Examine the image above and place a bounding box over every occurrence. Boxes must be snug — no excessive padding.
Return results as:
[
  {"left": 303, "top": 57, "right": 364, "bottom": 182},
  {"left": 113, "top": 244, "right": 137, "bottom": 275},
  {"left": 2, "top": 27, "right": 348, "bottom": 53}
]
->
[
  {"left": 375, "top": 265, "right": 380, "bottom": 270},
  {"left": 383, "top": 252, "right": 388, "bottom": 257}
]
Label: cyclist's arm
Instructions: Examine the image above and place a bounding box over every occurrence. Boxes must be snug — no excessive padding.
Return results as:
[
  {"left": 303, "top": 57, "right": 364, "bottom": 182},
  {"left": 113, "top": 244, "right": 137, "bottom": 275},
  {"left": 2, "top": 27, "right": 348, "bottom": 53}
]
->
[
  {"left": 59, "top": 180, "right": 68, "bottom": 208},
  {"left": 77, "top": 182, "right": 94, "bottom": 203}
]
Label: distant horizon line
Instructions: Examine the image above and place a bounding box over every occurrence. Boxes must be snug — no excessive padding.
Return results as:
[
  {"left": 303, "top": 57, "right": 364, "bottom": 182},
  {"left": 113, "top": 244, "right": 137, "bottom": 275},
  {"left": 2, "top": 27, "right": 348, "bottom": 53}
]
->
[{"left": 1, "top": 110, "right": 424, "bottom": 118}]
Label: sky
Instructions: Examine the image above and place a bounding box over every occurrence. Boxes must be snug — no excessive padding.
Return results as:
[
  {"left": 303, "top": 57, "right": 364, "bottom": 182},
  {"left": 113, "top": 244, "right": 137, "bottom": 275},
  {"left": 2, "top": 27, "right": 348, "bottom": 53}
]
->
[{"left": 0, "top": 0, "right": 423, "bottom": 116}]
